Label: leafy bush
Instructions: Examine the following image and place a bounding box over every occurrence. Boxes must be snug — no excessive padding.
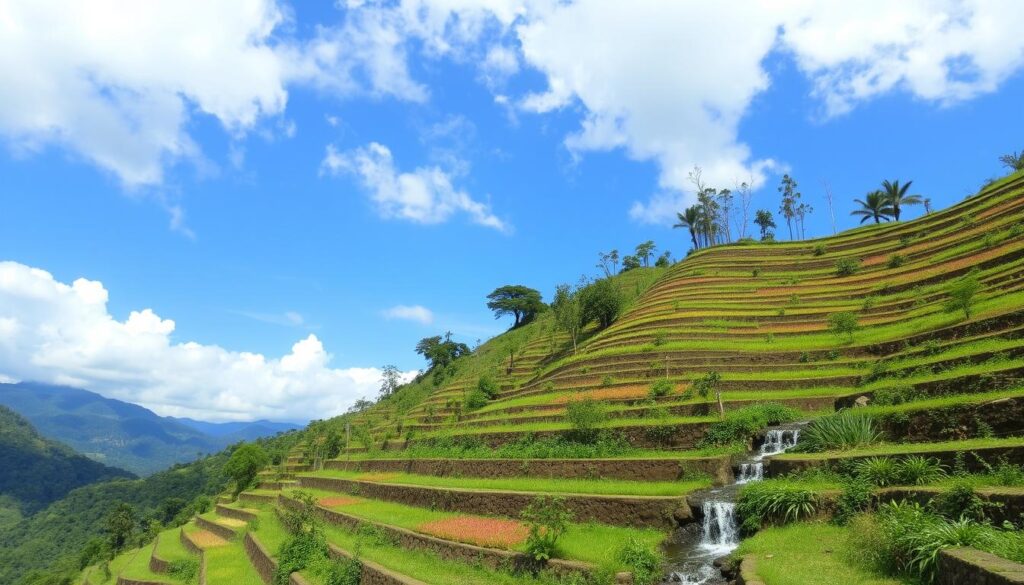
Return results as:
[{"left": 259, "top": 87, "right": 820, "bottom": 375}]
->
[
  {"left": 795, "top": 412, "right": 881, "bottom": 452},
  {"left": 812, "top": 243, "right": 827, "bottom": 256},
  {"left": 601, "top": 375, "right": 615, "bottom": 387},
  {"left": 697, "top": 403, "right": 799, "bottom": 447},
  {"left": 477, "top": 375, "right": 499, "bottom": 399},
  {"left": 897, "top": 456, "right": 947, "bottom": 485},
  {"left": 737, "top": 481, "right": 819, "bottom": 532},
  {"left": 835, "top": 258, "right": 861, "bottom": 277},
  {"left": 944, "top": 269, "right": 982, "bottom": 319},
  {"left": 930, "top": 482, "right": 991, "bottom": 522},
  {"left": 648, "top": 379, "right": 675, "bottom": 398},
  {"left": 886, "top": 254, "right": 907, "bottom": 269},
  {"left": 855, "top": 457, "right": 900, "bottom": 487},
  {"left": 616, "top": 537, "right": 664, "bottom": 585},
  {"left": 224, "top": 443, "right": 270, "bottom": 497},
  {"left": 325, "top": 557, "right": 362, "bottom": 585},
  {"left": 828, "top": 312, "right": 860, "bottom": 342},
  {"left": 167, "top": 558, "right": 199, "bottom": 582},
  {"left": 521, "top": 496, "right": 572, "bottom": 561},
  {"left": 564, "top": 399, "right": 608, "bottom": 441},
  {"left": 579, "top": 278, "right": 622, "bottom": 329},
  {"left": 873, "top": 385, "right": 924, "bottom": 406},
  {"left": 464, "top": 388, "right": 489, "bottom": 411},
  {"left": 833, "top": 478, "right": 873, "bottom": 526}
]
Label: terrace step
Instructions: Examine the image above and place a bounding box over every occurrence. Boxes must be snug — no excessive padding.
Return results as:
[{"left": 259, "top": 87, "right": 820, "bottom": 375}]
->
[{"left": 296, "top": 473, "right": 691, "bottom": 528}]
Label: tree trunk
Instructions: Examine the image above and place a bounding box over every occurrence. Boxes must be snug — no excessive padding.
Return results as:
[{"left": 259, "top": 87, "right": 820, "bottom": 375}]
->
[{"left": 716, "top": 391, "right": 725, "bottom": 420}]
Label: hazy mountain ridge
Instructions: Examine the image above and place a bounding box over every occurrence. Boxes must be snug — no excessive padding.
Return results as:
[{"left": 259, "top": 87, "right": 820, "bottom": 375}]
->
[{"left": 0, "top": 382, "right": 300, "bottom": 475}]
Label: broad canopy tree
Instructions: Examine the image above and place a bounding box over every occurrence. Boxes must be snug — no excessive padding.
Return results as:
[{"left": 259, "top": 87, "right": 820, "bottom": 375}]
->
[
  {"left": 415, "top": 333, "right": 470, "bottom": 370},
  {"left": 487, "top": 285, "right": 545, "bottom": 328}
]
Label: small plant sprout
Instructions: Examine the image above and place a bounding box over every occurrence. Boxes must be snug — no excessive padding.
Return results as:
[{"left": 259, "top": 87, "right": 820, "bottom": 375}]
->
[{"left": 828, "top": 311, "right": 860, "bottom": 343}]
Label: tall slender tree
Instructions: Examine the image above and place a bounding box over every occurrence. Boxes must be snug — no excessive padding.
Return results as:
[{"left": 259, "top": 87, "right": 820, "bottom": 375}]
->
[
  {"left": 881, "top": 179, "right": 922, "bottom": 221},
  {"left": 850, "top": 190, "right": 894, "bottom": 224},
  {"left": 673, "top": 206, "right": 702, "bottom": 250},
  {"left": 754, "top": 209, "right": 776, "bottom": 240},
  {"left": 777, "top": 174, "right": 801, "bottom": 240}
]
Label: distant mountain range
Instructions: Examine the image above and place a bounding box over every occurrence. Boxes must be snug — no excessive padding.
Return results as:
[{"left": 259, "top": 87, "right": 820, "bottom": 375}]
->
[{"left": 0, "top": 382, "right": 301, "bottom": 475}]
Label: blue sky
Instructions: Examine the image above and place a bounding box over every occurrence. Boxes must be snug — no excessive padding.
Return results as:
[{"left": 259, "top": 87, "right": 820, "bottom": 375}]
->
[{"left": 1, "top": 1, "right": 1023, "bottom": 422}]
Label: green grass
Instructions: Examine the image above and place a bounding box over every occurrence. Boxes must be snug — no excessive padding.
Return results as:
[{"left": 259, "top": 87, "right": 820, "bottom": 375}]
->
[
  {"left": 278, "top": 487, "right": 665, "bottom": 567},
  {"left": 735, "top": 522, "right": 912, "bottom": 585},
  {"left": 857, "top": 387, "right": 1024, "bottom": 416},
  {"left": 335, "top": 442, "right": 743, "bottom": 461},
  {"left": 81, "top": 546, "right": 144, "bottom": 585},
  {"left": 119, "top": 542, "right": 176, "bottom": 583},
  {"left": 304, "top": 469, "right": 710, "bottom": 496},
  {"left": 203, "top": 539, "right": 265, "bottom": 585},
  {"left": 154, "top": 525, "right": 196, "bottom": 563},
  {"left": 775, "top": 436, "right": 1024, "bottom": 460}
]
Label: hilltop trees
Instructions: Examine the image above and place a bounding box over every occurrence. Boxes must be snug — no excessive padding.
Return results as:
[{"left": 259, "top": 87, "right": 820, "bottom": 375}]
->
[
  {"left": 486, "top": 285, "right": 545, "bottom": 328},
  {"left": 105, "top": 503, "right": 137, "bottom": 551},
  {"left": 224, "top": 443, "right": 269, "bottom": 497},
  {"left": 415, "top": 333, "right": 470, "bottom": 370},
  {"left": 635, "top": 241, "right": 656, "bottom": 267},
  {"left": 378, "top": 365, "right": 402, "bottom": 399},
  {"left": 579, "top": 278, "right": 622, "bottom": 329},
  {"left": 1000, "top": 150, "right": 1024, "bottom": 172},
  {"left": 881, "top": 179, "right": 922, "bottom": 221},
  {"left": 754, "top": 210, "right": 776, "bottom": 241},
  {"left": 851, "top": 191, "right": 894, "bottom": 224},
  {"left": 778, "top": 174, "right": 803, "bottom": 240},
  {"left": 596, "top": 250, "right": 620, "bottom": 277},
  {"left": 552, "top": 283, "right": 585, "bottom": 354},
  {"left": 674, "top": 207, "right": 701, "bottom": 250}
]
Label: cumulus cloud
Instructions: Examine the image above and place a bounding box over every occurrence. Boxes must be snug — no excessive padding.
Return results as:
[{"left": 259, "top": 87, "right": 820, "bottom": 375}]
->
[
  {"left": 382, "top": 305, "right": 434, "bottom": 325},
  {"left": 321, "top": 142, "right": 509, "bottom": 231},
  {"left": 0, "top": 0, "right": 435, "bottom": 188},
  {"left": 0, "top": 261, "right": 413, "bottom": 422}
]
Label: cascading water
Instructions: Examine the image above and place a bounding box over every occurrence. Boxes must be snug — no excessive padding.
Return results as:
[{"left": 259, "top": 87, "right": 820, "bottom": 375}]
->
[{"left": 663, "top": 424, "right": 803, "bottom": 584}]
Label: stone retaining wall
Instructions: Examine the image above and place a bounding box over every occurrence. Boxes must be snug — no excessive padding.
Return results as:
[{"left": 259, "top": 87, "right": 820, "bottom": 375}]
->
[
  {"left": 767, "top": 445, "right": 1024, "bottom": 477},
  {"left": 195, "top": 516, "right": 236, "bottom": 541},
  {"left": 240, "top": 492, "right": 278, "bottom": 505},
  {"left": 279, "top": 495, "right": 629, "bottom": 582},
  {"left": 116, "top": 578, "right": 165, "bottom": 585},
  {"left": 324, "top": 456, "right": 732, "bottom": 485},
  {"left": 245, "top": 532, "right": 277, "bottom": 585},
  {"left": 432, "top": 420, "right": 713, "bottom": 450},
  {"left": 937, "top": 547, "right": 1024, "bottom": 584},
  {"left": 876, "top": 487, "right": 1024, "bottom": 527},
  {"left": 298, "top": 475, "right": 683, "bottom": 528},
  {"left": 180, "top": 528, "right": 202, "bottom": 555},
  {"left": 148, "top": 534, "right": 169, "bottom": 573},
  {"left": 216, "top": 503, "right": 258, "bottom": 522}
]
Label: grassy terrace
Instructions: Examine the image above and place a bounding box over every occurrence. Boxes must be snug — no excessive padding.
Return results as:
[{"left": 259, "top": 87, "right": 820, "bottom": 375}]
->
[
  {"left": 773, "top": 436, "right": 1024, "bottom": 461},
  {"left": 736, "top": 523, "right": 909, "bottom": 585},
  {"left": 333, "top": 443, "right": 743, "bottom": 460},
  {"left": 301, "top": 468, "right": 711, "bottom": 496},
  {"left": 272, "top": 488, "right": 665, "bottom": 567},
  {"left": 248, "top": 500, "right": 640, "bottom": 582}
]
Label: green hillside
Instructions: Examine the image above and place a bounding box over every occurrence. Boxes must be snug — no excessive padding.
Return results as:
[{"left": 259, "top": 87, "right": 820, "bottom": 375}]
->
[
  {"left": 0, "top": 405, "right": 132, "bottom": 523},
  {"left": 67, "top": 171, "right": 1024, "bottom": 585}
]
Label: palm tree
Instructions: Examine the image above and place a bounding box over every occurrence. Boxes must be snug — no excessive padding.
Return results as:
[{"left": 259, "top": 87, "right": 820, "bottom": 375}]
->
[
  {"left": 674, "top": 205, "right": 702, "bottom": 250},
  {"left": 881, "top": 179, "right": 922, "bottom": 221},
  {"left": 851, "top": 190, "right": 894, "bottom": 224}
]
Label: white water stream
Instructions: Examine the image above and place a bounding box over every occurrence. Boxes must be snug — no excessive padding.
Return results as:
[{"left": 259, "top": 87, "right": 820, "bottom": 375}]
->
[{"left": 665, "top": 426, "right": 803, "bottom": 584}]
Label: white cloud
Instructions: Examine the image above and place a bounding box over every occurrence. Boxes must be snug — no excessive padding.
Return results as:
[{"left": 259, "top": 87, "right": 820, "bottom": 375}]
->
[
  {"left": 0, "top": 0, "right": 434, "bottom": 188},
  {"left": 382, "top": 305, "right": 434, "bottom": 325},
  {"left": 321, "top": 142, "right": 509, "bottom": 231},
  {"left": 0, "top": 261, "right": 411, "bottom": 422}
]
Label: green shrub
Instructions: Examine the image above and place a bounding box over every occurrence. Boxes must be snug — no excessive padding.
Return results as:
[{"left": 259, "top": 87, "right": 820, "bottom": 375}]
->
[
  {"left": 697, "top": 403, "right": 799, "bottom": 447},
  {"left": 648, "top": 379, "right": 675, "bottom": 398},
  {"left": 564, "top": 399, "right": 608, "bottom": 441},
  {"left": 737, "top": 481, "right": 819, "bottom": 532},
  {"left": 897, "top": 456, "right": 947, "bottom": 485},
  {"left": 855, "top": 457, "right": 900, "bottom": 487},
  {"left": 944, "top": 269, "right": 982, "bottom": 319},
  {"left": 477, "top": 375, "right": 499, "bottom": 399},
  {"left": 812, "top": 243, "right": 827, "bottom": 256},
  {"left": 601, "top": 375, "right": 614, "bottom": 387},
  {"left": 616, "top": 537, "right": 664, "bottom": 585},
  {"left": 828, "top": 312, "right": 860, "bottom": 342},
  {"left": 930, "top": 482, "right": 991, "bottom": 522},
  {"left": 521, "top": 496, "right": 572, "bottom": 561},
  {"left": 886, "top": 254, "right": 907, "bottom": 269},
  {"left": 795, "top": 412, "right": 881, "bottom": 452},
  {"left": 833, "top": 478, "right": 874, "bottom": 526},
  {"left": 168, "top": 559, "right": 199, "bottom": 582},
  {"left": 464, "top": 388, "right": 489, "bottom": 410},
  {"left": 325, "top": 557, "right": 362, "bottom": 585},
  {"left": 835, "top": 258, "right": 861, "bottom": 277},
  {"left": 873, "top": 385, "right": 924, "bottom": 406}
]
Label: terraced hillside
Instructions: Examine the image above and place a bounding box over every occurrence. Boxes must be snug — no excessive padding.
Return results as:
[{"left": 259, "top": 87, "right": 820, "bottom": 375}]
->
[{"left": 83, "top": 172, "right": 1024, "bottom": 584}]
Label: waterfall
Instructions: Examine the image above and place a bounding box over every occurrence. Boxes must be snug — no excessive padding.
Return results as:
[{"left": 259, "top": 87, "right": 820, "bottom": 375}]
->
[
  {"left": 735, "top": 462, "right": 763, "bottom": 484},
  {"left": 699, "top": 501, "right": 739, "bottom": 554},
  {"left": 759, "top": 428, "right": 800, "bottom": 457}
]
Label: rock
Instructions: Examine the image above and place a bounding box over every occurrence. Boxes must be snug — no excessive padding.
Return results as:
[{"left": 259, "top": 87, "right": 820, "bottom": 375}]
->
[
  {"left": 854, "top": 395, "right": 871, "bottom": 407},
  {"left": 673, "top": 505, "right": 694, "bottom": 523}
]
